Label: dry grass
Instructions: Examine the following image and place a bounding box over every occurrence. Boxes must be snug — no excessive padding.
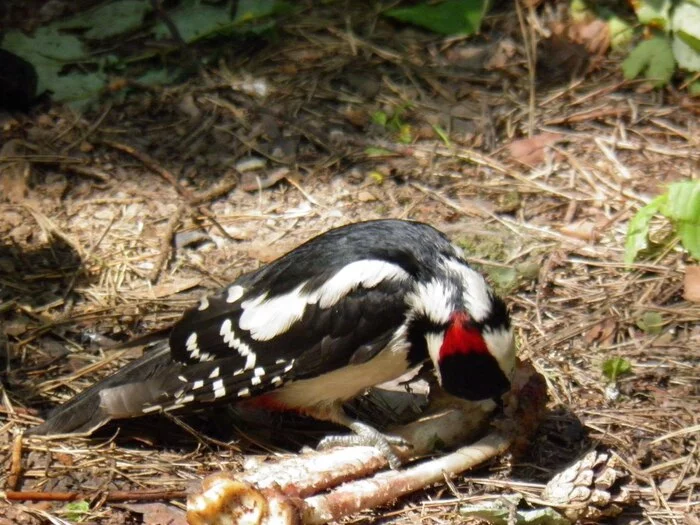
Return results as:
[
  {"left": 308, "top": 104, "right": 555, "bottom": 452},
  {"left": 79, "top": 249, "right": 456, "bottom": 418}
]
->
[{"left": 1, "top": 2, "right": 698, "bottom": 523}]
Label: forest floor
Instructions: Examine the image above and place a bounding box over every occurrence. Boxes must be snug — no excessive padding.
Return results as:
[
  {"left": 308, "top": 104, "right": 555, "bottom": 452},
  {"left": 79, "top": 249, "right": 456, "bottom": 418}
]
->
[{"left": 1, "top": 2, "right": 698, "bottom": 524}]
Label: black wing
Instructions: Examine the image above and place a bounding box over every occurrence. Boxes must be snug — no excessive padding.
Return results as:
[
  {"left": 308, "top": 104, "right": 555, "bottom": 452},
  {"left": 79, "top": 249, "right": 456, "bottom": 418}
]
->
[{"left": 156, "top": 276, "right": 411, "bottom": 409}]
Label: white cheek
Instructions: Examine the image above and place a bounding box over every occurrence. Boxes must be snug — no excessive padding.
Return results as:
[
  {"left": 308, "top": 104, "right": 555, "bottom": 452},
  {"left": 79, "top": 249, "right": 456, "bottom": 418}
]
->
[
  {"left": 425, "top": 332, "right": 445, "bottom": 383},
  {"left": 483, "top": 327, "right": 515, "bottom": 378}
]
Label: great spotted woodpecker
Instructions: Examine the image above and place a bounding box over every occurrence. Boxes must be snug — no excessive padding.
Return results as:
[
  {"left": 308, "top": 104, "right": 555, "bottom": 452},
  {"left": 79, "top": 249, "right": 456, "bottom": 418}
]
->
[{"left": 30, "top": 220, "right": 515, "bottom": 466}]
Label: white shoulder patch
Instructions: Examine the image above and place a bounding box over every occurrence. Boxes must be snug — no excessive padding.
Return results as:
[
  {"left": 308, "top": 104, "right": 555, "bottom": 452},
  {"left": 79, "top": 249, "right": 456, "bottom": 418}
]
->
[
  {"left": 315, "top": 259, "right": 409, "bottom": 309},
  {"left": 238, "top": 260, "right": 409, "bottom": 341},
  {"left": 240, "top": 284, "right": 308, "bottom": 341}
]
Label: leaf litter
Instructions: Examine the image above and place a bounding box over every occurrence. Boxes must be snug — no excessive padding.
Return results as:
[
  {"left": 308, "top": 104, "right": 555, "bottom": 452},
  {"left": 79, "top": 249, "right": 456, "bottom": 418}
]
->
[{"left": 0, "top": 1, "right": 698, "bottom": 524}]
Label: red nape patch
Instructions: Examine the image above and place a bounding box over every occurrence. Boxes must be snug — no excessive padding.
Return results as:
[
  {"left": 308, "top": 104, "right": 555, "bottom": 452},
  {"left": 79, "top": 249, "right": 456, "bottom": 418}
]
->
[{"left": 440, "top": 312, "right": 489, "bottom": 358}]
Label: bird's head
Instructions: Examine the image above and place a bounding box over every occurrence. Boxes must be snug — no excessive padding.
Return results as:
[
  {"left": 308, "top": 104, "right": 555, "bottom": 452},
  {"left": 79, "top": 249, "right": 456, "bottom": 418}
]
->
[
  {"left": 432, "top": 306, "right": 514, "bottom": 401},
  {"left": 408, "top": 259, "right": 515, "bottom": 402}
]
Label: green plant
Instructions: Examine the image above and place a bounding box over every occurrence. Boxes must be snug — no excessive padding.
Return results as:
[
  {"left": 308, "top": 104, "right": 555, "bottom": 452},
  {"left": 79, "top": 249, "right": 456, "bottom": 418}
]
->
[
  {"left": 602, "top": 357, "right": 632, "bottom": 382},
  {"left": 625, "top": 180, "right": 700, "bottom": 264},
  {"left": 0, "top": 0, "right": 289, "bottom": 108},
  {"left": 623, "top": 0, "right": 700, "bottom": 88},
  {"left": 384, "top": 0, "right": 489, "bottom": 36},
  {"left": 371, "top": 105, "right": 414, "bottom": 144},
  {"left": 63, "top": 501, "right": 90, "bottom": 521}
]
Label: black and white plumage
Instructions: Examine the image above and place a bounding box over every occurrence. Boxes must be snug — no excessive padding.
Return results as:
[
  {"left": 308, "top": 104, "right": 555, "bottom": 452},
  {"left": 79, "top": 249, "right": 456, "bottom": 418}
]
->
[{"left": 30, "top": 220, "right": 515, "bottom": 464}]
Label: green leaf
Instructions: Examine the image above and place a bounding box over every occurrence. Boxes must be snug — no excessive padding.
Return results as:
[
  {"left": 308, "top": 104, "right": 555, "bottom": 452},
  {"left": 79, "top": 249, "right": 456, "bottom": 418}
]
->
[
  {"left": 432, "top": 124, "right": 451, "bottom": 147},
  {"left": 58, "top": 0, "right": 152, "bottom": 40},
  {"left": 602, "top": 357, "right": 632, "bottom": 381},
  {"left": 690, "top": 78, "right": 700, "bottom": 95},
  {"left": 636, "top": 311, "right": 664, "bottom": 334},
  {"left": 397, "top": 123, "right": 413, "bottom": 144},
  {"left": 570, "top": 0, "right": 592, "bottom": 23},
  {"left": 672, "top": 1, "right": 700, "bottom": 47},
  {"left": 137, "top": 67, "right": 181, "bottom": 86},
  {"left": 672, "top": 1, "right": 700, "bottom": 71},
  {"left": 674, "top": 32, "right": 700, "bottom": 71},
  {"left": 460, "top": 497, "right": 570, "bottom": 525},
  {"left": 371, "top": 111, "right": 388, "bottom": 127},
  {"left": 632, "top": 0, "right": 672, "bottom": 30},
  {"left": 153, "top": 0, "right": 238, "bottom": 43},
  {"left": 64, "top": 501, "right": 90, "bottom": 521},
  {"left": 1, "top": 27, "right": 106, "bottom": 106},
  {"left": 624, "top": 194, "right": 667, "bottom": 264},
  {"left": 234, "top": 0, "right": 289, "bottom": 23},
  {"left": 2, "top": 27, "right": 86, "bottom": 65},
  {"left": 662, "top": 181, "right": 700, "bottom": 221},
  {"left": 662, "top": 180, "right": 700, "bottom": 258},
  {"left": 364, "top": 147, "right": 396, "bottom": 157},
  {"left": 385, "top": 0, "right": 489, "bottom": 36},
  {"left": 622, "top": 35, "right": 676, "bottom": 86},
  {"left": 608, "top": 15, "right": 635, "bottom": 50}
]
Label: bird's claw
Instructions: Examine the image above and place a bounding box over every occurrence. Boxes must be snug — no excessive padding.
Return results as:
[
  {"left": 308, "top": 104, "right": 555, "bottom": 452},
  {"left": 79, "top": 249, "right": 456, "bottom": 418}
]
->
[{"left": 318, "top": 421, "right": 410, "bottom": 469}]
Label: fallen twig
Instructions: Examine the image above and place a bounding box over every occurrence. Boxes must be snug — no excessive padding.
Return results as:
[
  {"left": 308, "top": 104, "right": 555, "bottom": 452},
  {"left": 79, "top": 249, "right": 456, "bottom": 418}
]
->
[
  {"left": 2, "top": 489, "right": 188, "bottom": 503},
  {"left": 150, "top": 202, "right": 186, "bottom": 282}
]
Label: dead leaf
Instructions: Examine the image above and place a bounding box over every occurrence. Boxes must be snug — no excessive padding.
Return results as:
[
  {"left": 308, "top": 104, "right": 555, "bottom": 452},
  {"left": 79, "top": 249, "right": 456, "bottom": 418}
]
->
[
  {"left": 342, "top": 107, "right": 368, "bottom": 128},
  {"left": 54, "top": 453, "right": 74, "bottom": 467},
  {"left": 508, "top": 133, "right": 563, "bottom": 167},
  {"left": 357, "top": 190, "right": 377, "bottom": 202},
  {"left": 570, "top": 19, "right": 611, "bottom": 56},
  {"left": 584, "top": 319, "right": 617, "bottom": 346},
  {"left": 123, "top": 503, "right": 187, "bottom": 525},
  {"left": 560, "top": 219, "right": 599, "bottom": 241},
  {"left": 683, "top": 266, "right": 700, "bottom": 303},
  {"left": 3, "top": 317, "right": 32, "bottom": 337},
  {"left": 240, "top": 168, "right": 289, "bottom": 192},
  {"left": 485, "top": 39, "right": 517, "bottom": 70}
]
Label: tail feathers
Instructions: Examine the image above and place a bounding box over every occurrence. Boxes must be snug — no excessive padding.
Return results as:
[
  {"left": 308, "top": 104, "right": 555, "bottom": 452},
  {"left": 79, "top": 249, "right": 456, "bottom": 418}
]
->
[{"left": 28, "top": 341, "right": 177, "bottom": 436}]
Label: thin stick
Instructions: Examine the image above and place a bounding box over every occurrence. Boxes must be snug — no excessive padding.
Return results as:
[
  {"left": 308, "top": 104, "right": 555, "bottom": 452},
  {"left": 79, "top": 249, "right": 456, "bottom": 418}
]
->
[
  {"left": 2, "top": 489, "right": 188, "bottom": 503},
  {"left": 100, "top": 140, "right": 193, "bottom": 199},
  {"left": 150, "top": 203, "right": 186, "bottom": 283}
]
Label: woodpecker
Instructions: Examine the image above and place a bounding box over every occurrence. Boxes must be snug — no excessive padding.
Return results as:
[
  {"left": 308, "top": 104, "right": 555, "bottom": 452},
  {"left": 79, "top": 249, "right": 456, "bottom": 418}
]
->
[{"left": 29, "top": 219, "right": 515, "bottom": 467}]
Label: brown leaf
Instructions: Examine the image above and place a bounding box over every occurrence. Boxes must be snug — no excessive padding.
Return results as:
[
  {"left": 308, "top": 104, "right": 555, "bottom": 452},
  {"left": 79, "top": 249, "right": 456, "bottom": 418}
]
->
[
  {"left": 584, "top": 319, "right": 617, "bottom": 346},
  {"left": 54, "top": 453, "right": 74, "bottom": 467},
  {"left": 240, "top": 168, "right": 289, "bottom": 192},
  {"left": 357, "top": 190, "right": 377, "bottom": 202},
  {"left": 683, "top": 266, "right": 700, "bottom": 303},
  {"left": 507, "top": 133, "right": 563, "bottom": 167},
  {"left": 570, "top": 19, "right": 611, "bottom": 56},
  {"left": 123, "top": 503, "right": 187, "bottom": 525},
  {"left": 560, "top": 219, "right": 599, "bottom": 241}
]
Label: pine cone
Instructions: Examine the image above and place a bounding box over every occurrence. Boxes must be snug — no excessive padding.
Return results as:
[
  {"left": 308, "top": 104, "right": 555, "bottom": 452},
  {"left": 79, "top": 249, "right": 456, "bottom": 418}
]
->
[{"left": 543, "top": 450, "right": 633, "bottom": 521}]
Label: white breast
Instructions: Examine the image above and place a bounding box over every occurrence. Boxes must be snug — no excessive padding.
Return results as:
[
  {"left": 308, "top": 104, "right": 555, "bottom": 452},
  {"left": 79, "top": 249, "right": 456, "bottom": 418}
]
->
[{"left": 268, "top": 327, "right": 411, "bottom": 420}]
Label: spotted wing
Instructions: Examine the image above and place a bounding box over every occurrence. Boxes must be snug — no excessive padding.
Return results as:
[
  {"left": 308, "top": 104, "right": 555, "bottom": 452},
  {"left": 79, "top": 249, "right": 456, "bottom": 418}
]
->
[{"left": 153, "top": 273, "right": 412, "bottom": 411}]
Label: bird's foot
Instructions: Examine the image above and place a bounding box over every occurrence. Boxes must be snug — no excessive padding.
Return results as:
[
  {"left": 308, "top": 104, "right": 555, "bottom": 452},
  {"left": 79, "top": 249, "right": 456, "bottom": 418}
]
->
[{"left": 318, "top": 421, "right": 410, "bottom": 469}]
